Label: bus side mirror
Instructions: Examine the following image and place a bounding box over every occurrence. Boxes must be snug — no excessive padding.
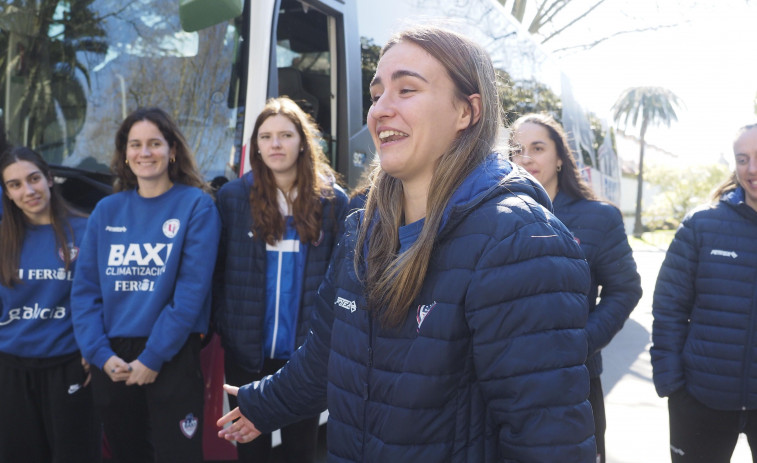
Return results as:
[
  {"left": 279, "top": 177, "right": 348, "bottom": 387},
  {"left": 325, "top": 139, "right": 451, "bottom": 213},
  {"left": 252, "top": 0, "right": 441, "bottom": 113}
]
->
[{"left": 179, "top": 0, "right": 243, "bottom": 32}]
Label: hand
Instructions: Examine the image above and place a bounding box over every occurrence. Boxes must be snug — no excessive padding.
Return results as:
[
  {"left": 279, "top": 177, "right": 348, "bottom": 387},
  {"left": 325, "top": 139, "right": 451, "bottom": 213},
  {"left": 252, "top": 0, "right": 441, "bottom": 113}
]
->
[
  {"left": 217, "top": 384, "right": 262, "bottom": 443},
  {"left": 81, "top": 357, "right": 92, "bottom": 387},
  {"left": 125, "top": 359, "right": 159, "bottom": 386},
  {"left": 103, "top": 355, "right": 132, "bottom": 382}
]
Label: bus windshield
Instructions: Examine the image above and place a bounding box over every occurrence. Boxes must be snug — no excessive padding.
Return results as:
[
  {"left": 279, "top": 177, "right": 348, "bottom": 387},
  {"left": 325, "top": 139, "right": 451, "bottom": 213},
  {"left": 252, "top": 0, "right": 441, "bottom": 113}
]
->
[{"left": 0, "top": 0, "right": 243, "bottom": 180}]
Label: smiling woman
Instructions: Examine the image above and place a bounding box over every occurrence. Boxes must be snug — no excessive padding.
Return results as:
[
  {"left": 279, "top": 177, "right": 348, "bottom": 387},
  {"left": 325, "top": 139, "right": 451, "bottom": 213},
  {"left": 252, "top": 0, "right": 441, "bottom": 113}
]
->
[
  {"left": 0, "top": 146, "right": 99, "bottom": 462},
  {"left": 217, "top": 25, "right": 596, "bottom": 463},
  {"left": 652, "top": 123, "right": 757, "bottom": 462},
  {"left": 70, "top": 107, "right": 221, "bottom": 462}
]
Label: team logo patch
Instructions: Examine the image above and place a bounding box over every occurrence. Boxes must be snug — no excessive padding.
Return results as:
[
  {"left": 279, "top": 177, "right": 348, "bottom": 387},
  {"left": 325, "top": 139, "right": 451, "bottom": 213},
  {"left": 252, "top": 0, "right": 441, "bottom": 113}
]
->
[
  {"left": 416, "top": 301, "right": 437, "bottom": 332},
  {"left": 162, "top": 219, "right": 180, "bottom": 238},
  {"left": 574, "top": 237, "right": 581, "bottom": 245},
  {"left": 58, "top": 244, "right": 79, "bottom": 261},
  {"left": 179, "top": 413, "right": 198, "bottom": 439}
]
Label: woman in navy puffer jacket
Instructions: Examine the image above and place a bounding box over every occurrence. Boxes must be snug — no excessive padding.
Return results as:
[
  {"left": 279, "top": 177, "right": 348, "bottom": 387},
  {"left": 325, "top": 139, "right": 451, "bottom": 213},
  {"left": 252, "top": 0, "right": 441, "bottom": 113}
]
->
[
  {"left": 652, "top": 123, "right": 757, "bottom": 462},
  {"left": 213, "top": 97, "right": 348, "bottom": 462},
  {"left": 510, "top": 113, "right": 642, "bottom": 463},
  {"left": 218, "top": 25, "right": 596, "bottom": 462}
]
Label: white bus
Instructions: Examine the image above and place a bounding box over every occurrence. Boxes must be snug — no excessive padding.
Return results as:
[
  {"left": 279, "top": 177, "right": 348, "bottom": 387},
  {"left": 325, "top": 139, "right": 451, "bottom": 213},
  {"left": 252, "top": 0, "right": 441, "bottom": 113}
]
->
[{"left": 0, "top": 0, "right": 618, "bottom": 459}]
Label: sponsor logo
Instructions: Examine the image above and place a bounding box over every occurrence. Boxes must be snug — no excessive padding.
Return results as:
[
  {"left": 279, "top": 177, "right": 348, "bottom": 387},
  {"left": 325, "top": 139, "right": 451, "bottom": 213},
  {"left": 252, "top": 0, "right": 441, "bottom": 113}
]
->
[
  {"left": 58, "top": 243, "right": 79, "bottom": 261},
  {"left": 18, "top": 268, "right": 73, "bottom": 281},
  {"left": 107, "top": 243, "right": 173, "bottom": 266},
  {"left": 336, "top": 296, "right": 357, "bottom": 313},
  {"left": 105, "top": 226, "right": 127, "bottom": 232},
  {"left": 710, "top": 249, "right": 737, "bottom": 259},
  {"left": 416, "top": 302, "right": 437, "bottom": 332},
  {"left": 162, "top": 219, "right": 180, "bottom": 238},
  {"left": 114, "top": 279, "right": 155, "bottom": 292},
  {"left": 0, "top": 304, "right": 66, "bottom": 326},
  {"left": 179, "top": 413, "right": 198, "bottom": 439},
  {"left": 67, "top": 384, "right": 81, "bottom": 395}
]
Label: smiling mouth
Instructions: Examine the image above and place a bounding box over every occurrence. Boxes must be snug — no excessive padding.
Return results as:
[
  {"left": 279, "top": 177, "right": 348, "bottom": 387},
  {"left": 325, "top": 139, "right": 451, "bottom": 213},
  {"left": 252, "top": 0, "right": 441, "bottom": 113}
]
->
[{"left": 378, "top": 130, "right": 409, "bottom": 143}]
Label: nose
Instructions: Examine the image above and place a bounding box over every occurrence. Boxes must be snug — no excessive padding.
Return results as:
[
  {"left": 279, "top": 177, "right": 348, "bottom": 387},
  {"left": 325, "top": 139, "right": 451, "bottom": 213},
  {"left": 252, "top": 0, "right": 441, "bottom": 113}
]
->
[
  {"left": 749, "top": 157, "right": 757, "bottom": 173},
  {"left": 271, "top": 135, "right": 282, "bottom": 147},
  {"left": 369, "top": 94, "right": 395, "bottom": 122},
  {"left": 23, "top": 181, "right": 35, "bottom": 195}
]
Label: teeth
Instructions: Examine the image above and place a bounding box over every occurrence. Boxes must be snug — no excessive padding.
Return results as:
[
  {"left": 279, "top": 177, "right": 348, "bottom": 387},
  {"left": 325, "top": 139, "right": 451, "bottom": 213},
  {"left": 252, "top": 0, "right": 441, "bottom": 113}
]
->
[{"left": 379, "top": 130, "right": 408, "bottom": 140}]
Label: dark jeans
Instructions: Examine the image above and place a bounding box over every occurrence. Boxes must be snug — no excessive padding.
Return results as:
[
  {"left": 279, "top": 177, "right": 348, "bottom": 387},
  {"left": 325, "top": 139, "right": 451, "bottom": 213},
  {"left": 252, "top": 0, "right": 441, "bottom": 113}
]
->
[
  {"left": 589, "top": 376, "right": 606, "bottom": 463},
  {"left": 668, "top": 387, "right": 757, "bottom": 462},
  {"left": 91, "top": 336, "right": 204, "bottom": 463},
  {"left": 0, "top": 352, "right": 101, "bottom": 463},
  {"left": 224, "top": 355, "right": 320, "bottom": 463}
]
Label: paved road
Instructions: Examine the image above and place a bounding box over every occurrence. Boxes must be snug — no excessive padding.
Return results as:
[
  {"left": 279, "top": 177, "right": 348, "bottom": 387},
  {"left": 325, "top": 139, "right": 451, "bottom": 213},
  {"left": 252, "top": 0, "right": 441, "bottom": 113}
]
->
[{"left": 603, "top": 248, "right": 751, "bottom": 463}]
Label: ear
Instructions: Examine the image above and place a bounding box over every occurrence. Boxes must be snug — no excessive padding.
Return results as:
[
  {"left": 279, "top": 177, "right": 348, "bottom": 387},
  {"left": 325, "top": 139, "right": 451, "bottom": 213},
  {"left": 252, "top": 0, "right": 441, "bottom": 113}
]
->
[{"left": 456, "top": 93, "right": 482, "bottom": 132}]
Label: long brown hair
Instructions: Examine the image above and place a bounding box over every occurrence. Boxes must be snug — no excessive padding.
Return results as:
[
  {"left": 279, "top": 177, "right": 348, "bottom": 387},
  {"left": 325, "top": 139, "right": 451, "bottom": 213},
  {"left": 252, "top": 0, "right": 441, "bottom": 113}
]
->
[
  {"left": 710, "top": 123, "right": 757, "bottom": 202},
  {"left": 0, "top": 146, "right": 84, "bottom": 287},
  {"left": 111, "top": 107, "right": 207, "bottom": 192},
  {"left": 356, "top": 25, "right": 501, "bottom": 327},
  {"left": 509, "top": 113, "right": 597, "bottom": 201},
  {"left": 248, "top": 97, "right": 337, "bottom": 245}
]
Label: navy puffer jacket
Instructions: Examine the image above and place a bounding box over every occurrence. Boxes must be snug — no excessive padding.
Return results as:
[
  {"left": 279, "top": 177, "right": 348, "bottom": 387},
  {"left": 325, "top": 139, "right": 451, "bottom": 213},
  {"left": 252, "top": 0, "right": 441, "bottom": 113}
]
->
[
  {"left": 652, "top": 187, "right": 757, "bottom": 409},
  {"left": 552, "top": 192, "right": 642, "bottom": 377},
  {"left": 212, "top": 172, "right": 348, "bottom": 373},
  {"left": 238, "top": 156, "right": 596, "bottom": 462}
]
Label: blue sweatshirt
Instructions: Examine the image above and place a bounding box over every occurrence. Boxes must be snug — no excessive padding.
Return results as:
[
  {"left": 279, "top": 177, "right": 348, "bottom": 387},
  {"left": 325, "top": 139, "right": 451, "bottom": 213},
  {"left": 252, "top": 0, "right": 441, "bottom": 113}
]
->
[
  {"left": 71, "top": 184, "right": 221, "bottom": 371},
  {"left": 0, "top": 216, "right": 87, "bottom": 358}
]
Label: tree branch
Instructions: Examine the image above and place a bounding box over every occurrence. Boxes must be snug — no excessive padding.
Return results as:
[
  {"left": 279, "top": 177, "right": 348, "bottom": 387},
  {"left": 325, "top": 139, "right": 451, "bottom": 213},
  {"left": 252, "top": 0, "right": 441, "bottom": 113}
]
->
[
  {"left": 550, "top": 22, "right": 684, "bottom": 53},
  {"left": 529, "top": 0, "right": 569, "bottom": 34},
  {"left": 541, "top": 0, "right": 609, "bottom": 44}
]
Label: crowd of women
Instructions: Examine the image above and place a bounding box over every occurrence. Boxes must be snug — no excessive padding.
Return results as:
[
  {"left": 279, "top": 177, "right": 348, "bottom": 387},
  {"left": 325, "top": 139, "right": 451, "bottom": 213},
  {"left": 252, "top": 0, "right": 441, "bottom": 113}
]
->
[{"left": 0, "top": 22, "right": 755, "bottom": 463}]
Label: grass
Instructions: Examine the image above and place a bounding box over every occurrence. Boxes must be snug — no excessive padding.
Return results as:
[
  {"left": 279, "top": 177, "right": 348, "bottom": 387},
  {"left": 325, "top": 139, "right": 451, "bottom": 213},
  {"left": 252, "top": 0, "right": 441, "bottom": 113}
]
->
[{"left": 628, "top": 229, "right": 676, "bottom": 251}]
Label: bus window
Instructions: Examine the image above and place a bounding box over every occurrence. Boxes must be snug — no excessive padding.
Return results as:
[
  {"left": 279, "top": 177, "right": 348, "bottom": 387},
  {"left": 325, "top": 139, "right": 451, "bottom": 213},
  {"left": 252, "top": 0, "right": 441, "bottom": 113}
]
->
[
  {"left": 0, "top": 0, "right": 243, "bottom": 181},
  {"left": 275, "top": 0, "right": 336, "bottom": 166}
]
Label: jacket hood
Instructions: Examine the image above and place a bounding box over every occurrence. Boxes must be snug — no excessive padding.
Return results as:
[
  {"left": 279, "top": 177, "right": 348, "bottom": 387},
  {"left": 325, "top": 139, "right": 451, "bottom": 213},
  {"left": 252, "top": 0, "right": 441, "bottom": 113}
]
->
[
  {"left": 722, "top": 186, "right": 745, "bottom": 206},
  {"left": 722, "top": 186, "right": 757, "bottom": 221},
  {"left": 440, "top": 153, "right": 553, "bottom": 230}
]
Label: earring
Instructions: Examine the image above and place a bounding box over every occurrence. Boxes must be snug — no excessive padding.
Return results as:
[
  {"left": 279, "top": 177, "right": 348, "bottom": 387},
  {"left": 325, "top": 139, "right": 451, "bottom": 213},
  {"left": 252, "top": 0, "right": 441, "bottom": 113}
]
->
[
  {"left": 125, "top": 159, "right": 129, "bottom": 165},
  {"left": 300, "top": 147, "right": 304, "bottom": 152},
  {"left": 170, "top": 157, "right": 176, "bottom": 163},
  {"left": 556, "top": 165, "right": 562, "bottom": 172}
]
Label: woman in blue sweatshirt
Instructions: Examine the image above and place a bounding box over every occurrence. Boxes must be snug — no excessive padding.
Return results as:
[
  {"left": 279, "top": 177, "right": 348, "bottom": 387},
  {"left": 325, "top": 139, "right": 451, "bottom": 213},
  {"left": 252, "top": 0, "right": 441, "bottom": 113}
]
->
[
  {"left": 0, "top": 146, "right": 99, "bottom": 462},
  {"left": 213, "top": 96, "right": 348, "bottom": 463},
  {"left": 510, "top": 113, "right": 642, "bottom": 463},
  {"left": 71, "top": 107, "right": 221, "bottom": 462},
  {"left": 217, "top": 26, "right": 595, "bottom": 462}
]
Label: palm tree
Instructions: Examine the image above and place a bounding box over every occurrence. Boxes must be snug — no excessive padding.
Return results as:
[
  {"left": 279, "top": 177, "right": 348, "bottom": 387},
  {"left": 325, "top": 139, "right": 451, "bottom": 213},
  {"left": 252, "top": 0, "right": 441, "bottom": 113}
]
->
[{"left": 612, "top": 86, "right": 682, "bottom": 237}]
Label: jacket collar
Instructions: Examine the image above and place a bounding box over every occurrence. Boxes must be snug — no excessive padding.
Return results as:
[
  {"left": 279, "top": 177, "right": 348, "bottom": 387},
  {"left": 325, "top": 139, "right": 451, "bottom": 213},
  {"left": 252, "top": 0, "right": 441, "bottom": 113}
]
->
[{"left": 439, "top": 153, "right": 553, "bottom": 233}]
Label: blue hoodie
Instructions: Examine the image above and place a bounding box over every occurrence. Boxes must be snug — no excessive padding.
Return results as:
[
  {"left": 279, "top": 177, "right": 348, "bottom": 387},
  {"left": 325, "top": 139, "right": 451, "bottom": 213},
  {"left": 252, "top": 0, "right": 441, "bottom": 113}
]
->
[
  {"left": 0, "top": 216, "right": 87, "bottom": 358},
  {"left": 71, "top": 184, "right": 221, "bottom": 371}
]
